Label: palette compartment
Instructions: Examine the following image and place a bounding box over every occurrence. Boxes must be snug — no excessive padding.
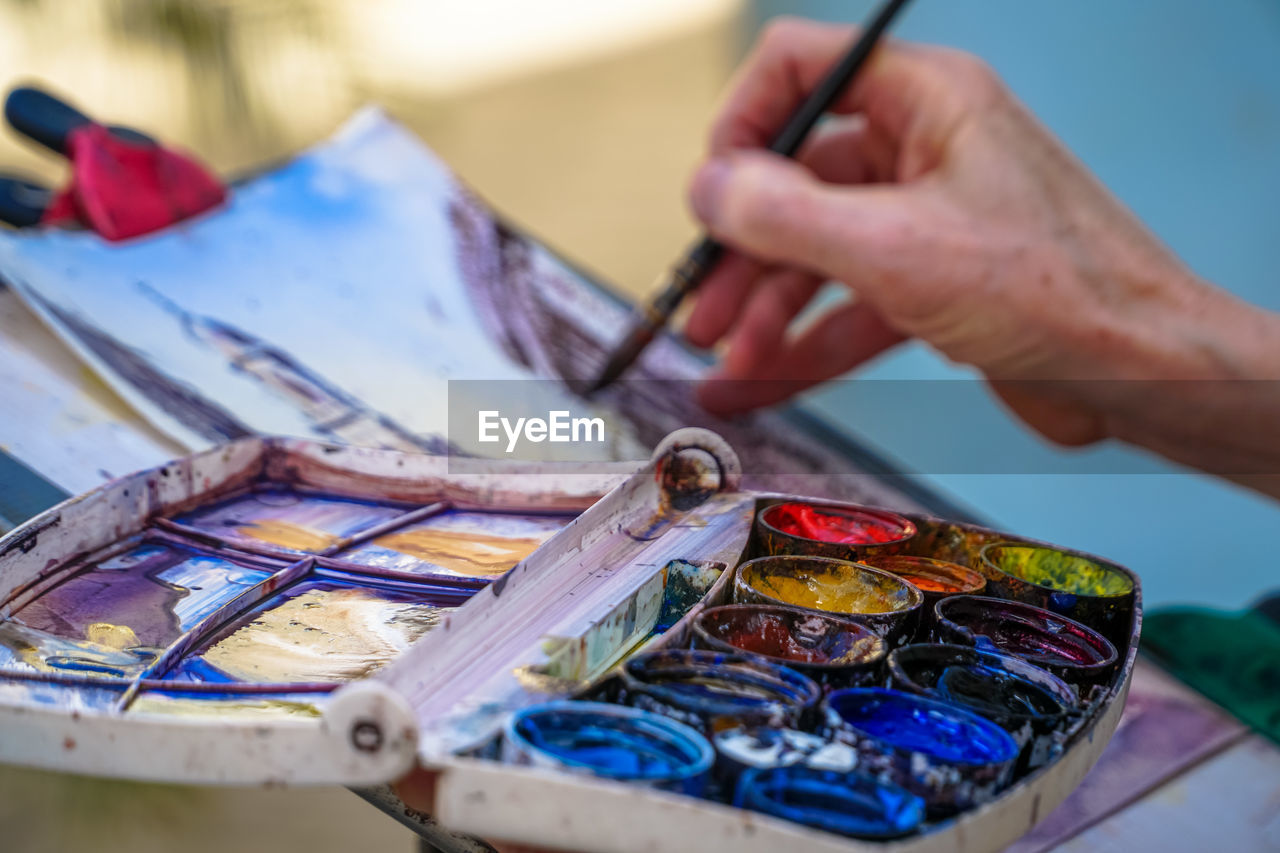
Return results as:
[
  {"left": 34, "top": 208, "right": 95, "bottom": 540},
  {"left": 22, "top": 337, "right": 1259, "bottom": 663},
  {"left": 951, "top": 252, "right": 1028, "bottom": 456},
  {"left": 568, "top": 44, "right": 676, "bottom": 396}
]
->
[
  {"left": 0, "top": 429, "right": 1141, "bottom": 852},
  {"left": 0, "top": 437, "right": 615, "bottom": 784}
]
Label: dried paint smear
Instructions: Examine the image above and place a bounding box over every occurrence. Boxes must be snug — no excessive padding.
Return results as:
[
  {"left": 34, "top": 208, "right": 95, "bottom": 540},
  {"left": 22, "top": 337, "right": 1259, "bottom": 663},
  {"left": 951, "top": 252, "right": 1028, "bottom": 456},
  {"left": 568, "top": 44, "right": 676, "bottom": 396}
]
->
[
  {"left": 130, "top": 693, "right": 323, "bottom": 719},
  {"left": 340, "top": 511, "right": 570, "bottom": 577},
  {"left": 2, "top": 542, "right": 271, "bottom": 676},
  {"left": 173, "top": 489, "right": 409, "bottom": 554},
  {"left": 0, "top": 620, "right": 157, "bottom": 678},
  {"left": 197, "top": 584, "right": 442, "bottom": 683}
]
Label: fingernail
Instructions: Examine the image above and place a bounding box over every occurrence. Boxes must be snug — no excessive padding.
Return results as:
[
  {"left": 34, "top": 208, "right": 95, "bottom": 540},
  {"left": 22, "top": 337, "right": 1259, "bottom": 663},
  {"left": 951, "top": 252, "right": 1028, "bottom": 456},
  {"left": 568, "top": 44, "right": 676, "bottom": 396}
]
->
[{"left": 690, "top": 158, "right": 731, "bottom": 225}]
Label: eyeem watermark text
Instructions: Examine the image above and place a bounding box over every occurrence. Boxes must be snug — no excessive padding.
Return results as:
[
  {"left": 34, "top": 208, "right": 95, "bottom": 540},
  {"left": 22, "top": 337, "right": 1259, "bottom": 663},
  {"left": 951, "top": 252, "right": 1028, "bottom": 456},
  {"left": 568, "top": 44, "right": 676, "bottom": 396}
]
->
[{"left": 478, "top": 410, "right": 606, "bottom": 453}]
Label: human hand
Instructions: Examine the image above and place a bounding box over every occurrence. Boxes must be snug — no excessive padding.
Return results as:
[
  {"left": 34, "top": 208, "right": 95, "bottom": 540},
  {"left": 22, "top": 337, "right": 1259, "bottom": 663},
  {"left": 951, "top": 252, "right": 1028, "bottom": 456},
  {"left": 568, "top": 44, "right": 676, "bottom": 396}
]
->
[
  {"left": 684, "top": 18, "right": 1280, "bottom": 469},
  {"left": 395, "top": 766, "right": 568, "bottom": 853}
]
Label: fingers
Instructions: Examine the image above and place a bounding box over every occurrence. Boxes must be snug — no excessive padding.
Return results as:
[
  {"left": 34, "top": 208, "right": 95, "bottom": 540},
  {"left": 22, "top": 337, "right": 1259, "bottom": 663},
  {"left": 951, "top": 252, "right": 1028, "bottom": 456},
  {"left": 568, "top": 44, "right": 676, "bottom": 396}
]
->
[
  {"left": 709, "top": 18, "right": 958, "bottom": 155},
  {"left": 395, "top": 768, "right": 569, "bottom": 853},
  {"left": 689, "top": 150, "right": 919, "bottom": 291},
  {"left": 394, "top": 766, "right": 439, "bottom": 813},
  {"left": 990, "top": 383, "right": 1108, "bottom": 447},
  {"left": 710, "top": 18, "right": 858, "bottom": 151},
  {"left": 798, "top": 115, "right": 898, "bottom": 185},
  {"left": 699, "top": 299, "right": 906, "bottom": 415},
  {"left": 682, "top": 252, "right": 761, "bottom": 348},
  {"left": 721, "top": 268, "right": 823, "bottom": 379},
  {"left": 684, "top": 118, "right": 896, "bottom": 351}
]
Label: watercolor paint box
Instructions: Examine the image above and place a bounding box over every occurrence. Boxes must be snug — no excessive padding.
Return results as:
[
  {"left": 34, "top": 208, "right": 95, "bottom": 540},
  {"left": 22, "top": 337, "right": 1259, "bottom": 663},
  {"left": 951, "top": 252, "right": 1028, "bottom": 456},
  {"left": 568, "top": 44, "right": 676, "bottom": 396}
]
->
[{"left": 0, "top": 428, "right": 1140, "bottom": 853}]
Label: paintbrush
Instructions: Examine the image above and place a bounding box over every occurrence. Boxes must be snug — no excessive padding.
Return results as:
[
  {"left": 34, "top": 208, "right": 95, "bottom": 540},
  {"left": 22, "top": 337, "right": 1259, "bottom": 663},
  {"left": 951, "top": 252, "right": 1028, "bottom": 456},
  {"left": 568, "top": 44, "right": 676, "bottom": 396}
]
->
[{"left": 585, "top": 0, "right": 914, "bottom": 396}]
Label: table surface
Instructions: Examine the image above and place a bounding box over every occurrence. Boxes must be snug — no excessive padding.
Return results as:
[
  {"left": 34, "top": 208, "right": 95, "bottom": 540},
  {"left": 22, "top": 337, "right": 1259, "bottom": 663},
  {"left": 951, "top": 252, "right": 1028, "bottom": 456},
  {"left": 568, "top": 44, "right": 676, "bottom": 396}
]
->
[{"left": 1, "top": 285, "right": 1276, "bottom": 852}]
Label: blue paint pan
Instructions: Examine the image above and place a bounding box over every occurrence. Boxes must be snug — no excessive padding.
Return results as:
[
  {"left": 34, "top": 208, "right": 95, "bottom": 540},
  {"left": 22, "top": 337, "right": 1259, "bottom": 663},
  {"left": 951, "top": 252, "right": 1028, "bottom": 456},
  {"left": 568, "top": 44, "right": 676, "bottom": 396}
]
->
[
  {"left": 713, "top": 725, "right": 858, "bottom": 803},
  {"left": 887, "top": 643, "right": 1081, "bottom": 772},
  {"left": 824, "top": 687, "right": 1019, "bottom": 815},
  {"left": 736, "top": 766, "right": 925, "bottom": 839},
  {"left": 502, "top": 701, "right": 714, "bottom": 796}
]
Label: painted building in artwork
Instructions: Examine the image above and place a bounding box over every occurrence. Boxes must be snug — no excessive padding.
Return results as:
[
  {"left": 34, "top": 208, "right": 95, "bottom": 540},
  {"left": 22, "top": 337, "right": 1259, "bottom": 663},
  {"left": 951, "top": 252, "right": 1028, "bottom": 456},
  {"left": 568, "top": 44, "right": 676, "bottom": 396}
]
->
[
  {"left": 139, "top": 284, "right": 448, "bottom": 454},
  {"left": 22, "top": 288, "right": 252, "bottom": 445}
]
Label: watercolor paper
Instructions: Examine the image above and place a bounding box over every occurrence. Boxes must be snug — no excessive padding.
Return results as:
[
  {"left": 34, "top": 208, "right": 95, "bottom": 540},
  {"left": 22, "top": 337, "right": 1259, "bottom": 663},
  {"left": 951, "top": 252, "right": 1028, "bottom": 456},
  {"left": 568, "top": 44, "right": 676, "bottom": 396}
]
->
[{"left": 0, "top": 109, "right": 933, "bottom": 515}]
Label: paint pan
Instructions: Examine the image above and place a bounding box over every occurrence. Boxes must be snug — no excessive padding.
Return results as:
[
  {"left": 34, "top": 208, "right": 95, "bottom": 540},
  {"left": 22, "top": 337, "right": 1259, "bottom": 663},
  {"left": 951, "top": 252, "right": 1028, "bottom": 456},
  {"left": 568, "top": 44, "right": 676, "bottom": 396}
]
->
[
  {"left": 733, "top": 556, "right": 923, "bottom": 648},
  {"left": 860, "top": 555, "right": 986, "bottom": 635},
  {"left": 713, "top": 725, "right": 858, "bottom": 801},
  {"left": 887, "top": 643, "right": 1080, "bottom": 772},
  {"left": 691, "top": 604, "right": 885, "bottom": 690},
  {"left": 979, "top": 542, "right": 1135, "bottom": 648},
  {"left": 503, "top": 701, "right": 714, "bottom": 796},
  {"left": 823, "top": 687, "right": 1019, "bottom": 816},
  {"left": 757, "top": 501, "right": 916, "bottom": 562},
  {"left": 620, "top": 649, "right": 821, "bottom": 734},
  {"left": 736, "top": 766, "right": 925, "bottom": 839},
  {"left": 934, "top": 595, "right": 1119, "bottom": 689}
]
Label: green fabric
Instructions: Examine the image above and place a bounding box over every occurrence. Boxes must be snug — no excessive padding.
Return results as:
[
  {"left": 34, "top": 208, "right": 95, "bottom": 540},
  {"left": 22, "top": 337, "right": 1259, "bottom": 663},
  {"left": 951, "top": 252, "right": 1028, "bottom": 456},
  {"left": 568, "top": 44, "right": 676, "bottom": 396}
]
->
[{"left": 1143, "top": 602, "right": 1280, "bottom": 746}]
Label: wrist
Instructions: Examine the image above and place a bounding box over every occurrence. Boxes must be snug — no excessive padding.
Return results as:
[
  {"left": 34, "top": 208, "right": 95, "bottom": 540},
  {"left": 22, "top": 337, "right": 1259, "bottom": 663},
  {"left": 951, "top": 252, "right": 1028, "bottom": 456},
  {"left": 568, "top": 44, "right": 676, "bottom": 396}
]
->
[
  {"left": 1139, "top": 273, "right": 1280, "bottom": 381},
  {"left": 1097, "top": 273, "right": 1280, "bottom": 487}
]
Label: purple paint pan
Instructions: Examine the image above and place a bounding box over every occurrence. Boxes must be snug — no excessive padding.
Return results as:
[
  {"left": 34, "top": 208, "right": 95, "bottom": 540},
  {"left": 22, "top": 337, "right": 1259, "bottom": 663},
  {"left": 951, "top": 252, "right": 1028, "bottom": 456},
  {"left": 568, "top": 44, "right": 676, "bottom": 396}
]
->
[
  {"left": 691, "top": 604, "right": 886, "bottom": 690},
  {"left": 978, "top": 542, "right": 1135, "bottom": 649},
  {"left": 757, "top": 501, "right": 917, "bottom": 562},
  {"left": 933, "top": 595, "right": 1119, "bottom": 689},
  {"left": 733, "top": 556, "right": 923, "bottom": 648},
  {"left": 823, "top": 687, "right": 1019, "bottom": 816},
  {"left": 887, "top": 643, "right": 1081, "bottom": 772}
]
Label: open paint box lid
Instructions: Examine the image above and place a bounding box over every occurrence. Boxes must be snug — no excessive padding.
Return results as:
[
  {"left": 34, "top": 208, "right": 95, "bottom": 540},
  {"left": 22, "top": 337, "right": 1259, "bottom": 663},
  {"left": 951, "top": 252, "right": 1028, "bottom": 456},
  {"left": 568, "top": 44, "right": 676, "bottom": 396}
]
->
[{"left": 0, "top": 428, "right": 1141, "bottom": 852}]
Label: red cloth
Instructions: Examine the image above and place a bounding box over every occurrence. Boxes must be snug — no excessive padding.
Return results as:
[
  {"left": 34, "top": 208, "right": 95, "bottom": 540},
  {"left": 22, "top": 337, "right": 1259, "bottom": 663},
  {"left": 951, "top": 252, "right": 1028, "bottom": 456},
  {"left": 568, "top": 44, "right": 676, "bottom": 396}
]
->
[{"left": 40, "top": 124, "right": 225, "bottom": 241}]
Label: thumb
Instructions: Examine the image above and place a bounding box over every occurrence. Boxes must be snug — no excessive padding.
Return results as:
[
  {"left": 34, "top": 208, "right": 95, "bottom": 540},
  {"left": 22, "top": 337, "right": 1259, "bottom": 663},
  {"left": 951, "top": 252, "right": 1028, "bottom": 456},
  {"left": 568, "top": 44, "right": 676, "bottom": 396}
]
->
[{"left": 689, "top": 150, "right": 913, "bottom": 287}]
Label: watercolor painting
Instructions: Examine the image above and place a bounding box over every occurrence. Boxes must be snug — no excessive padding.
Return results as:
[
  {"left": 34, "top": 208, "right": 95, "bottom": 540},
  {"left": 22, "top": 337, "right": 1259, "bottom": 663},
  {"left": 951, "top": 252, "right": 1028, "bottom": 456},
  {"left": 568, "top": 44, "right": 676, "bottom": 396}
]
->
[{"left": 0, "top": 108, "right": 935, "bottom": 514}]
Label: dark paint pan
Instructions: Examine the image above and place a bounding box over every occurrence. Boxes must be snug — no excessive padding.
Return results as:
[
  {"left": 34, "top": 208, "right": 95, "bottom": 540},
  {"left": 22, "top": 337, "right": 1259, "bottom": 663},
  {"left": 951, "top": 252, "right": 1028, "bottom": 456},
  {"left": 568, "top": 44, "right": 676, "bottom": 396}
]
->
[
  {"left": 620, "top": 649, "right": 821, "bottom": 735},
  {"left": 887, "top": 643, "right": 1081, "bottom": 772},
  {"left": 933, "top": 595, "right": 1119, "bottom": 689},
  {"left": 691, "top": 604, "right": 886, "bottom": 690},
  {"left": 736, "top": 766, "right": 925, "bottom": 839}
]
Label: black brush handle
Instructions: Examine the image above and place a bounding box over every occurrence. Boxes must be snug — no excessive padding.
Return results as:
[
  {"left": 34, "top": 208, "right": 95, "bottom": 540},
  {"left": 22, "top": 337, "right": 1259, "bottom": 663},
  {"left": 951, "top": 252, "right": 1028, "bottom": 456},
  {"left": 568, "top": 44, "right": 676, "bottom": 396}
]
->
[
  {"left": 766, "top": 0, "right": 913, "bottom": 156},
  {"left": 4, "top": 86, "right": 154, "bottom": 155},
  {"left": 0, "top": 175, "right": 53, "bottom": 228},
  {"left": 587, "top": 0, "right": 915, "bottom": 394},
  {"left": 4, "top": 86, "right": 92, "bottom": 155}
]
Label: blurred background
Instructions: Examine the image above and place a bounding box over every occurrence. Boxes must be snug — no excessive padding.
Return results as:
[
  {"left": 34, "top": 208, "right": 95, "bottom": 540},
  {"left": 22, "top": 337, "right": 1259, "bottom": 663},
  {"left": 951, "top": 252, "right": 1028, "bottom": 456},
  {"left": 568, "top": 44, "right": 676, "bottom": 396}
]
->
[{"left": 1, "top": 1, "right": 1277, "bottom": 850}]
